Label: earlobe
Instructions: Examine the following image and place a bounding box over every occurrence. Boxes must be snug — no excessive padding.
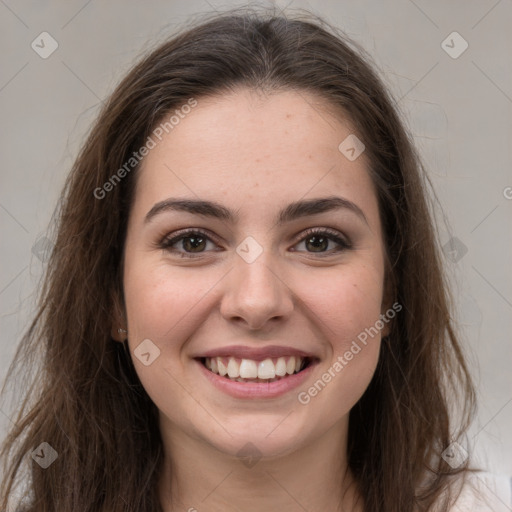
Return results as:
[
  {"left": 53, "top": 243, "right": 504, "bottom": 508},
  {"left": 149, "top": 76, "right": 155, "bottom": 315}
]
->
[
  {"left": 380, "top": 295, "right": 396, "bottom": 338},
  {"left": 380, "top": 318, "right": 391, "bottom": 338},
  {"left": 111, "top": 326, "right": 128, "bottom": 342}
]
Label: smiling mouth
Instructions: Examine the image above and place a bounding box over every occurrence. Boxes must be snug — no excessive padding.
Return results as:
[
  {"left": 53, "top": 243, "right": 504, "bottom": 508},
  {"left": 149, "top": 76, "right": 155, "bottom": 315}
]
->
[{"left": 197, "top": 355, "right": 314, "bottom": 383}]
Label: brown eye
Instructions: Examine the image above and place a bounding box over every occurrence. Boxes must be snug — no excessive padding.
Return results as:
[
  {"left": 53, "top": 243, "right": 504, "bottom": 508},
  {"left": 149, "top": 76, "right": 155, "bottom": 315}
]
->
[
  {"left": 180, "top": 234, "right": 207, "bottom": 253},
  {"left": 292, "top": 228, "right": 351, "bottom": 255},
  {"left": 304, "top": 234, "right": 329, "bottom": 252},
  {"left": 159, "top": 227, "right": 351, "bottom": 259},
  {"left": 160, "top": 229, "right": 218, "bottom": 258}
]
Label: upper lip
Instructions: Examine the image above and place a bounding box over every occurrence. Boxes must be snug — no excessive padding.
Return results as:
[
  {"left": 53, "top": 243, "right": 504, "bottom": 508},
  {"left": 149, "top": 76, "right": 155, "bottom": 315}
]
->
[{"left": 194, "top": 345, "right": 318, "bottom": 361}]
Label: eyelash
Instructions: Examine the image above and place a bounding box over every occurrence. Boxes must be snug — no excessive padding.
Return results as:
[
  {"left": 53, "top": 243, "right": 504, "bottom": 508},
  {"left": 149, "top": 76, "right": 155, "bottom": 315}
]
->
[{"left": 158, "top": 227, "right": 352, "bottom": 259}]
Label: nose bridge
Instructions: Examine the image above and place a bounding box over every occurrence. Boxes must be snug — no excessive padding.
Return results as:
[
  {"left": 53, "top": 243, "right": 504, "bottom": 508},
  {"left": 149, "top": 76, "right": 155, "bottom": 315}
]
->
[
  {"left": 238, "top": 250, "right": 281, "bottom": 295},
  {"left": 220, "top": 244, "right": 294, "bottom": 329}
]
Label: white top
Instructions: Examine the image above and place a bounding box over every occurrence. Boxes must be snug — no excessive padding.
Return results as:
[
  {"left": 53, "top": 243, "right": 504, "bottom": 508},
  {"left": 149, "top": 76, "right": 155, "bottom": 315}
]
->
[{"left": 451, "top": 473, "right": 512, "bottom": 511}]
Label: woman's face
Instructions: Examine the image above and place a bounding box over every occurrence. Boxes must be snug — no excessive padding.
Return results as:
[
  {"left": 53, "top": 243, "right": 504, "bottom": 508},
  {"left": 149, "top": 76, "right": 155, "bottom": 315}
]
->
[{"left": 120, "top": 88, "right": 389, "bottom": 459}]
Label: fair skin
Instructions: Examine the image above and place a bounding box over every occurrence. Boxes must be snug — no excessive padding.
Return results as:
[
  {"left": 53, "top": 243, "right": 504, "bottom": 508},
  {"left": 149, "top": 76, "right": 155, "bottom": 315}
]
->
[{"left": 113, "top": 88, "right": 390, "bottom": 511}]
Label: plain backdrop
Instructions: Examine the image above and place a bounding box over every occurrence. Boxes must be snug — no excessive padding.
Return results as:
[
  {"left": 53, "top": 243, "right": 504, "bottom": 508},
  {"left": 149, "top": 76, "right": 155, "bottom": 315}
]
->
[{"left": 1, "top": 0, "right": 511, "bottom": 478}]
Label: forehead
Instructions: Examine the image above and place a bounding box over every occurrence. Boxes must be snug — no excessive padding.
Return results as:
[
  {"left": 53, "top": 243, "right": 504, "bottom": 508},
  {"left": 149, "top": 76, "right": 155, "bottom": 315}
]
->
[
  {"left": 132, "top": 88, "right": 379, "bottom": 228},
  {"left": 142, "top": 88, "right": 359, "bottom": 170}
]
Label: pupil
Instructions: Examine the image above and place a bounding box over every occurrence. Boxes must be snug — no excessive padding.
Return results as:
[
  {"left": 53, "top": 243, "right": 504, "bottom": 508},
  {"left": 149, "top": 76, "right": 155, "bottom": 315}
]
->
[
  {"left": 182, "top": 235, "right": 328, "bottom": 253},
  {"left": 184, "top": 236, "right": 205, "bottom": 252},
  {"left": 306, "top": 235, "right": 327, "bottom": 252}
]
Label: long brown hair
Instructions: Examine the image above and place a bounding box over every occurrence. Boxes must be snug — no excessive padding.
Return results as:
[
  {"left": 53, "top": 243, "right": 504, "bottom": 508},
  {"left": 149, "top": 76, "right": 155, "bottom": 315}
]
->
[{"left": 0, "top": 7, "right": 476, "bottom": 511}]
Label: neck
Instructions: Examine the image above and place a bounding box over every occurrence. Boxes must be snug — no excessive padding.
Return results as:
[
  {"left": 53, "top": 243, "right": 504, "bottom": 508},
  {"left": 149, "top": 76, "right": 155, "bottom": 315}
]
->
[{"left": 158, "top": 417, "right": 362, "bottom": 512}]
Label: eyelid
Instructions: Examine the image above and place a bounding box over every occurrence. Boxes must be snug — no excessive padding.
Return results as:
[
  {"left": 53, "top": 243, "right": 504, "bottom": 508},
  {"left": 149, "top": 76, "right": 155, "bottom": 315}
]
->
[
  {"left": 292, "top": 227, "right": 351, "bottom": 248},
  {"left": 160, "top": 227, "right": 220, "bottom": 245},
  {"left": 158, "top": 226, "right": 351, "bottom": 257},
  {"left": 157, "top": 227, "right": 221, "bottom": 257}
]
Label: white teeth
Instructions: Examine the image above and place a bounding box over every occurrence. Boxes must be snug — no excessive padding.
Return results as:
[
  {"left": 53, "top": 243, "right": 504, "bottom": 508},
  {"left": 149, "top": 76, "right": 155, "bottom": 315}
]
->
[
  {"left": 275, "top": 357, "right": 287, "bottom": 376},
  {"left": 204, "top": 355, "right": 306, "bottom": 381},
  {"left": 217, "top": 358, "right": 228, "bottom": 376},
  {"left": 258, "top": 358, "right": 275, "bottom": 379},
  {"left": 227, "top": 357, "right": 240, "bottom": 378},
  {"left": 239, "top": 359, "right": 258, "bottom": 379},
  {"left": 286, "top": 356, "right": 296, "bottom": 375}
]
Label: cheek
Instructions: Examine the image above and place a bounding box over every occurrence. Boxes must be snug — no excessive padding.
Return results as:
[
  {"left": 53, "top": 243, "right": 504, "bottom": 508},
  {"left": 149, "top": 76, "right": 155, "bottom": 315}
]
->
[
  {"left": 123, "top": 260, "right": 216, "bottom": 341},
  {"left": 122, "top": 261, "right": 214, "bottom": 420},
  {"left": 301, "top": 261, "right": 385, "bottom": 346},
  {"left": 293, "top": 262, "right": 384, "bottom": 412}
]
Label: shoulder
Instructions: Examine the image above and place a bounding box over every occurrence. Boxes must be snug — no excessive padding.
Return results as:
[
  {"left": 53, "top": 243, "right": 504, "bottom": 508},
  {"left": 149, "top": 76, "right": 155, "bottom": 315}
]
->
[{"left": 449, "top": 472, "right": 512, "bottom": 511}]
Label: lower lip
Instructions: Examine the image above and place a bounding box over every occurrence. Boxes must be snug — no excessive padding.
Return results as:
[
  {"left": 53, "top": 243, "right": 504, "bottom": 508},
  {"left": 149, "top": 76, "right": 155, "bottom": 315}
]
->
[{"left": 195, "top": 359, "right": 317, "bottom": 399}]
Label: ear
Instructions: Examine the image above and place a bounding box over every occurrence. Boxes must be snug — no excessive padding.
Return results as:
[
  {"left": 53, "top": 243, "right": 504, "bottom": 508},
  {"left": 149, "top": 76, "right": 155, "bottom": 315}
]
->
[
  {"left": 380, "top": 313, "right": 391, "bottom": 338},
  {"left": 110, "top": 288, "right": 127, "bottom": 342}
]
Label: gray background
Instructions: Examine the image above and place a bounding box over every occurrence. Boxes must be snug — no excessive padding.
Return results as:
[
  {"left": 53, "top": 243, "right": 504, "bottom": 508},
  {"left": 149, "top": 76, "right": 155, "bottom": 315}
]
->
[{"left": 1, "top": 0, "right": 511, "bottom": 478}]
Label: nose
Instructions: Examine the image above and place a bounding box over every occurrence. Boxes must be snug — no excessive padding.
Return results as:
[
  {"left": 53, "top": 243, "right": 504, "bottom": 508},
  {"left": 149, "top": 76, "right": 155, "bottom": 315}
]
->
[{"left": 219, "top": 251, "right": 294, "bottom": 331}]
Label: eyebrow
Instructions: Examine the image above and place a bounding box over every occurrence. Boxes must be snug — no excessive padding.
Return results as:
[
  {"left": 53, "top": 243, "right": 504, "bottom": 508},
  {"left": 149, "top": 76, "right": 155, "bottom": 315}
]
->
[{"left": 144, "top": 195, "right": 368, "bottom": 226}]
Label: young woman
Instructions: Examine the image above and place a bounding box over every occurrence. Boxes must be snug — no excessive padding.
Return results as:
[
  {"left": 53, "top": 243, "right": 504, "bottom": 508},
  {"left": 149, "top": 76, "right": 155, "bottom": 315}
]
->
[{"left": 1, "top": 7, "right": 505, "bottom": 512}]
